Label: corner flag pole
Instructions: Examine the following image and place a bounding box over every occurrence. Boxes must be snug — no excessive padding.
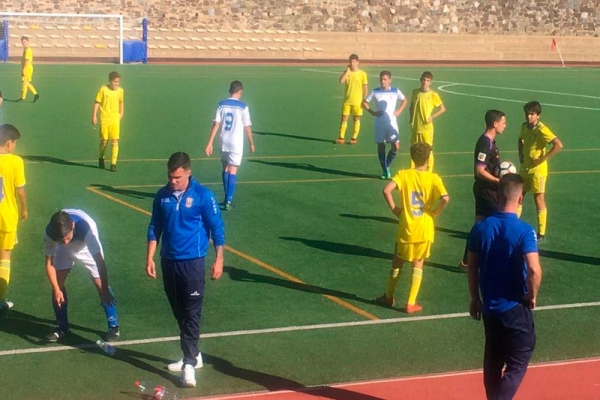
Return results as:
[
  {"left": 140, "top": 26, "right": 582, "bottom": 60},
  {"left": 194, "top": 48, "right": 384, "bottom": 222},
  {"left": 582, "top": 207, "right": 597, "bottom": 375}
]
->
[{"left": 551, "top": 37, "right": 565, "bottom": 68}]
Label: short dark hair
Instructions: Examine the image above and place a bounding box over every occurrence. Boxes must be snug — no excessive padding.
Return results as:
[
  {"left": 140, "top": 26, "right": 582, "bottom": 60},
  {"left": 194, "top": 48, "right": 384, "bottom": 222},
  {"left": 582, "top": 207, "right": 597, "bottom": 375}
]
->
[
  {"left": 420, "top": 71, "right": 433, "bottom": 80},
  {"left": 349, "top": 54, "right": 359, "bottom": 61},
  {"left": 167, "top": 152, "right": 191, "bottom": 172},
  {"left": 380, "top": 70, "right": 391, "bottom": 79},
  {"left": 48, "top": 211, "right": 74, "bottom": 242},
  {"left": 109, "top": 71, "right": 120, "bottom": 81},
  {"left": 21, "top": 35, "right": 29, "bottom": 41},
  {"left": 410, "top": 143, "right": 432, "bottom": 167},
  {"left": 229, "top": 80, "right": 243, "bottom": 95},
  {"left": 524, "top": 101, "right": 542, "bottom": 115},
  {"left": 485, "top": 110, "right": 506, "bottom": 129},
  {"left": 0, "top": 124, "right": 21, "bottom": 145},
  {"left": 499, "top": 173, "right": 524, "bottom": 204}
]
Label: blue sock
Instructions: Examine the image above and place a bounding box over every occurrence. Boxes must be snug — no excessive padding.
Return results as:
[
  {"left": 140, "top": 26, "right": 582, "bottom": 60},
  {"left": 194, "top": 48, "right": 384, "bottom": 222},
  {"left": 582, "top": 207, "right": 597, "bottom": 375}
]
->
[
  {"left": 53, "top": 287, "right": 70, "bottom": 332},
  {"left": 226, "top": 173, "right": 237, "bottom": 204},
  {"left": 377, "top": 145, "right": 387, "bottom": 174},
  {"left": 386, "top": 149, "right": 398, "bottom": 169},
  {"left": 221, "top": 170, "right": 229, "bottom": 202},
  {"left": 102, "top": 287, "right": 119, "bottom": 328}
]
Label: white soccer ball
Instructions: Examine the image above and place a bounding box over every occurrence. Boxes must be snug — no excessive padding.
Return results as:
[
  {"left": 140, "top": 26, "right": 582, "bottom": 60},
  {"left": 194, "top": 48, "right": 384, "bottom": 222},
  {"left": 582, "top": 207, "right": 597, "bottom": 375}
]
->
[{"left": 497, "top": 161, "right": 517, "bottom": 177}]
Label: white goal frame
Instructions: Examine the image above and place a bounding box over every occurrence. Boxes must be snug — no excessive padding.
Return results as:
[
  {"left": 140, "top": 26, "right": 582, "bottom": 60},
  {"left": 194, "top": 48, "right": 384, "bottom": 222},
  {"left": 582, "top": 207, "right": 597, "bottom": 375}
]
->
[{"left": 0, "top": 12, "right": 124, "bottom": 64}]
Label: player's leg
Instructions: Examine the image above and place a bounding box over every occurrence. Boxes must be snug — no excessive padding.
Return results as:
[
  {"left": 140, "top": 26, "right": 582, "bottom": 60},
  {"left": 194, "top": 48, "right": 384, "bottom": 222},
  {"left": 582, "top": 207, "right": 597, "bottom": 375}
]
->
[
  {"left": 20, "top": 72, "right": 30, "bottom": 101},
  {"left": 376, "top": 142, "right": 387, "bottom": 178},
  {"left": 220, "top": 161, "right": 229, "bottom": 202},
  {"left": 482, "top": 314, "right": 507, "bottom": 400},
  {"left": 386, "top": 139, "right": 400, "bottom": 176},
  {"left": 409, "top": 133, "right": 421, "bottom": 169},
  {"left": 427, "top": 150, "right": 435, "bottom": 172},
  {"left": 405, "top": 242, "right": 430, "bottom": 313},
  {"left": 497, "top": 304, "right": 536, "bottom": 400},
  {"left": 109, "top": 123, "right": 120, "bottom": 172},
  {"left": 0, "top": 243, "right": 14, "bottom": 309},
  {"left": 337, "top": 103, "right": 351, "bottom": 143},
  {"left": 350, "top": 104, "right": 363, "bottom": 143},
  {"left": 98, "top": 125, "right": 109, "bottom": 169},
  {"left": 533, "top": 174, "right": 547, "bottom": 240},
  {"left": 224, "top": 163, "right": 239, "bottom": 209},
  {"left": 376, "top": 243, "right": 405, "bottom": 307}
]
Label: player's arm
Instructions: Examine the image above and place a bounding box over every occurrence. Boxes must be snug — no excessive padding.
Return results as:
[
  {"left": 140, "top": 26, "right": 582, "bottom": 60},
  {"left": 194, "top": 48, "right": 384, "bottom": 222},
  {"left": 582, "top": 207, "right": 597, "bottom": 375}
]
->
[
  {"left": 44, "top": 254, "right": 66, "bottom": 307},
  {"left": 429, "top": 194, "right": 450, "bottom": 217},
  {"left": 476, "top": 165, "right": 499, "bottom": 184},
  {"left": 119, "top": 99, "right": 124, "bottom": 120},
  {"left": 16, "top": 186, "right": 27, "bottom": 220},
  {"left": 201, "top": 192, "right": 225, "bottom": 280},
  {"left": 92, "top": 102, "right": 100, "bottom": 126},
  {"left": 466, "top": 250, "right": 482, "bottom": 320},
  {"left": 146, "top": 196, "right": 163, "bottom": 279},
  {"left": 205, "top": 121, "right": 220, "bottom": 156},
  {"left": 523, "top": 251, "right": 542, "bottom": 309},
  {"left": 427, "top": 103, "right": 446, "bottom": 123},
  {"left": 534, "top": 137, "right": 563, "bottom": 166},
  {"left": 244, "top": 126, "right": 255, "bottom": 153},
  {"left": 91, "top": 251, "right": 115, "bottom": 305},
  {"left": 394, "top": 97, "right": 408, "bottom": 117},
  {"left": 518, "top": 137, "right": 525, "bottom": 164},
  {"left": 362, "top": 93, "right": 381, "bottom": 116},
  {"left": 339, "top": 67, "right": 350, "bottom": 84},
  {"left": 383, "top": 180, "right": 402, "bottom": 217}
]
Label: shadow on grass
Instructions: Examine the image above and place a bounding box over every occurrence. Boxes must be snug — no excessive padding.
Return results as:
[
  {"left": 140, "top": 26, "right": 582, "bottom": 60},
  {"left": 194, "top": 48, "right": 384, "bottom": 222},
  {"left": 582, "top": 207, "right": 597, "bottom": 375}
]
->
[
  {"left": 254, "top": 130, "right": 334, "bottom": 144},
  {"left": 204, "top": 352, "right": 386, "bottom": 400},
  {"left": 250, "top": 159, "right": 377, "bottom": 179},
  {"left": 89, "top": 183, "right": 156, "bottom": 200},
  {"left": 280, "top": 236, "right": 390, "bottom": 260},
  {"left": 225, "top": 266, "right": 379, "bottom": 308},
  {"left": 23, "top": 155, "right": 98, "bottom": 169},
  {"left": 539, "top": 249, "right": 600, "bottom": 266}
]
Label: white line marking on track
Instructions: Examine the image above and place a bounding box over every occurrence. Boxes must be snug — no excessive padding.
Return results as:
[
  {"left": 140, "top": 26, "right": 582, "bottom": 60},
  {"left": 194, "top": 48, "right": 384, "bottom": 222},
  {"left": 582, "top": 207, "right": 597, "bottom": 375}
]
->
[{"left": 2, "top": 301, "right": 599, "bottom": 357}]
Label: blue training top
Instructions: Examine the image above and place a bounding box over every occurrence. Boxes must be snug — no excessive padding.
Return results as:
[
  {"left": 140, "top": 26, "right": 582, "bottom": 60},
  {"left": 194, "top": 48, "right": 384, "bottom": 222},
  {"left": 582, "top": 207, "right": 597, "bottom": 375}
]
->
[
  {"left": 468, "top": 212, "right": 538, "bottom": 315},
  {"left": 148, "top": 176, "right": 225, "bottom": 260}
]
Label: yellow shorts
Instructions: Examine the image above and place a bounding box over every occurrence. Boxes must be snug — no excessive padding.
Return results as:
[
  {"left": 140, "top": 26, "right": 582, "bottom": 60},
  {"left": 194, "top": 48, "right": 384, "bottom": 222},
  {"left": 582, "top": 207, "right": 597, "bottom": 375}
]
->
[
  {"left": 341, "top": 102, "right": 363, "bottom": 117},
  {"left": 522, "top": 172, "right": 547, "bottom": 194},
  {"left": 22, "top": 67, "right": 33, "bottom": 82},
  {"left": 395, "top": 241, "right": 431, "bottom": 262},
  {"left": 100, "top": 123, "right": 120, "bottom": 140},
  {"left": 0, "top": 230, "right": 18, "bottom": 250}
]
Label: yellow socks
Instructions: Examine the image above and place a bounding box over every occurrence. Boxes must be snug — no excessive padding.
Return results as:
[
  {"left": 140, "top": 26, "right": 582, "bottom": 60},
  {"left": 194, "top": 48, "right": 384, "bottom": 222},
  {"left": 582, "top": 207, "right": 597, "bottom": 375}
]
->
[
  {"left": 110, "top": 142, "right": 119, "bottom": 165},
  {"left": 0, "top": 259, "right": 11, "bottom": 300},
  {"left": 407, "top": 267, "right": 423, "bottom": 306},
  {"left": 517, "top": 204, "right": 523, "bottom": 218},
  {"left": 352, "top": 120, "right": 361, "bottom": 139},
  {"left": 338, "top": 121, "right": 348, "bottom": 139},
  {"left": 20, "top": 82, "right": 37, "bottom": 99},
  {"left": 427, "top": 151, "right": 435, "bottom": 172},
  {"left": 537, "top": 208, "right": 547, "bottom": 236},
  {"left": 385, "top": 267, "right": 402, "bottom": 299}
]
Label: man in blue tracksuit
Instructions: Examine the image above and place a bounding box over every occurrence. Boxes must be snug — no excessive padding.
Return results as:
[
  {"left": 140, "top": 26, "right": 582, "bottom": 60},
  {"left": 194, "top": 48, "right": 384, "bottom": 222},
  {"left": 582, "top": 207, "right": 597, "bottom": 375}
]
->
[
  {"left": 467, "top": 173, "right": 542, "bottom": 400},
  {"left": 146, "top": 151, "right": 225, "bottom": 388}
]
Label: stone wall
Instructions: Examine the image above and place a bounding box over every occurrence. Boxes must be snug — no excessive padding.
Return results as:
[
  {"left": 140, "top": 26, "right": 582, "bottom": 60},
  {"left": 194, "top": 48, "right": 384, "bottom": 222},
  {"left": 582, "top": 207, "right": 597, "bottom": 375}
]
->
[{"left": 1, "top": 0, "right": 599, "bottom": 36}]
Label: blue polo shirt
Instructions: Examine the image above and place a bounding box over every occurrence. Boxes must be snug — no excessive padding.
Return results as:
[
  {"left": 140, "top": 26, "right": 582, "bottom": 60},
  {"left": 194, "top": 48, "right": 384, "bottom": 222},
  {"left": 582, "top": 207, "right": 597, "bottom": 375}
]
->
[{"left": 468, "top": 212, "right": 538, "bottom": 315}]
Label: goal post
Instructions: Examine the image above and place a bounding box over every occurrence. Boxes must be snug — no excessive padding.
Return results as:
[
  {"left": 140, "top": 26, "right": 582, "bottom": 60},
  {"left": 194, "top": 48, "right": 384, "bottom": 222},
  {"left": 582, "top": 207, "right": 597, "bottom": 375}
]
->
[{"left": 0, "top": 12, "right": 124, "bottom": 64}]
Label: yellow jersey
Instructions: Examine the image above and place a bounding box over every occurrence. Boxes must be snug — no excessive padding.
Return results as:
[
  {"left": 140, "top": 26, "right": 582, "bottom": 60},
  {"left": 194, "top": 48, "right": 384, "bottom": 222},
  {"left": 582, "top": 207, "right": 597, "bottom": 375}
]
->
[
  {"left": 95, "top": 85, "right": 124, "bottom": 126},
  {"left": 392, "top": 168, "right": 448, "bottom": 244},
  {"left": 410, "top": 89, "right": 443, "bottom": 142},
  {"left": 0, "top": 153, "right": 26, "bottom": 232},
  {"left": 343, "top": 69, "right": 368, "bottom": 105},
  {"left": 21, "top": 47, "right": 33, "bottom": 68},
  {"left": 519, "top": 121, "right": 556, "bottom": 175}
]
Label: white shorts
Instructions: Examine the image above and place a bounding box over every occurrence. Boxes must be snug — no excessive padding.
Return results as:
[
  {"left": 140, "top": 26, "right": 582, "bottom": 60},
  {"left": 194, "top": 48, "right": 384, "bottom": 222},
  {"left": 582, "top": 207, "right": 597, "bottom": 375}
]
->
[
  {"left": 221, "top": 151, "right": 243, "bottom": 166},
  {"left": 375, "top": 125, "right": 399, "bottom": 144},
  {"left": 52, "top": 243, "right": 101, "bottom": 279}
]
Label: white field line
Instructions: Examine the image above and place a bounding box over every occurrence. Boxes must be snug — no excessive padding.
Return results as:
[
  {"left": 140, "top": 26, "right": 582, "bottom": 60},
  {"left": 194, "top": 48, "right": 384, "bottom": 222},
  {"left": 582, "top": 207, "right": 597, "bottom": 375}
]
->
[{"left": 1, "top": 301, "right": 599, "bottom": 357}]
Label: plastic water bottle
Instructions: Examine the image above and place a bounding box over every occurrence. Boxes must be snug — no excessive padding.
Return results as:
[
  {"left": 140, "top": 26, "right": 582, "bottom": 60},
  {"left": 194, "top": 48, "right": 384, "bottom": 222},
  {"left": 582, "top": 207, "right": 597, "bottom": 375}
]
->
[
  {"left": 134, "top": 381, "right": 179, "bottom": 400},
  {"left": 96, "top": 339, "right": 116, "bottom": 356}
]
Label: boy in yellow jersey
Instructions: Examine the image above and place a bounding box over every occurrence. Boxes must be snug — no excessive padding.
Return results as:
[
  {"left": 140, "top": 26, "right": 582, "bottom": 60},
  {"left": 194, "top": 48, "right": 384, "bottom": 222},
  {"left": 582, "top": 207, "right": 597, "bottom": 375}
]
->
[
  {"left": 18, "top": 36, "right": 39, "bottom": 103},
  {"left": 335, "top": 54, "right": 368, "bottom": 145},
  {"left": 377, "top": 143, "right": 449, "bottom": 313},
  {"left": 409, "top": 71, "right": 445, "bottom": 171},
  {"left": 92, "top": 71, "right": 124, "bottom": 172},
  {"left": 518, "top": 101, "right": 563, "bottom": 243},
  {"left": 0, "top": 124, "right": 28, "bottom": 311}
]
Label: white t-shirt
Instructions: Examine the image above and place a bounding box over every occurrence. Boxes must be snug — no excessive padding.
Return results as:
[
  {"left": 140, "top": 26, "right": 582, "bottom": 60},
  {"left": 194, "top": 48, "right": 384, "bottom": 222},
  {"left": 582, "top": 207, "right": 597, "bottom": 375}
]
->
[
  {"left": 365, "top": 86, "right": 406, "bottom": 132},
  {"left": 214, "top": 97, "right": 252, "bottom": 154}
]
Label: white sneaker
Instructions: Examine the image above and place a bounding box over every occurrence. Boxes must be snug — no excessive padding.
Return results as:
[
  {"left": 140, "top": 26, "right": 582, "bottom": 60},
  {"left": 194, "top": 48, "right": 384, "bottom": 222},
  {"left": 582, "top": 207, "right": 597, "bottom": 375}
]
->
[
  {"left": 167, "top": 352, "right": 203, "bottom": 371},
  {"left": 180, "top": 364, "right": 196, "bottom": 388},
  {"left": 0, "top": 300, "right": 14, "bottom": 311}
]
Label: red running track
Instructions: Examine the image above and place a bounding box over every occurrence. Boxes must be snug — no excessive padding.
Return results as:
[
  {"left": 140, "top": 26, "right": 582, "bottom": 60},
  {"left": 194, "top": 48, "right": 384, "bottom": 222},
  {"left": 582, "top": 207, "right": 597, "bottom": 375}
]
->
[{"left": 195, "top": 357, "right": 600, "bottom": 400}]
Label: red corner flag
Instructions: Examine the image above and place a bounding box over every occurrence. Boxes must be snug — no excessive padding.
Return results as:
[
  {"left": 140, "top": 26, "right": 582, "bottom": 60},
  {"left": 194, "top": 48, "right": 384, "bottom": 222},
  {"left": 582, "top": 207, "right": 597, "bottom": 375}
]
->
[{"left": 551, "top": 37, "right": 557, "bottom": 51}]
